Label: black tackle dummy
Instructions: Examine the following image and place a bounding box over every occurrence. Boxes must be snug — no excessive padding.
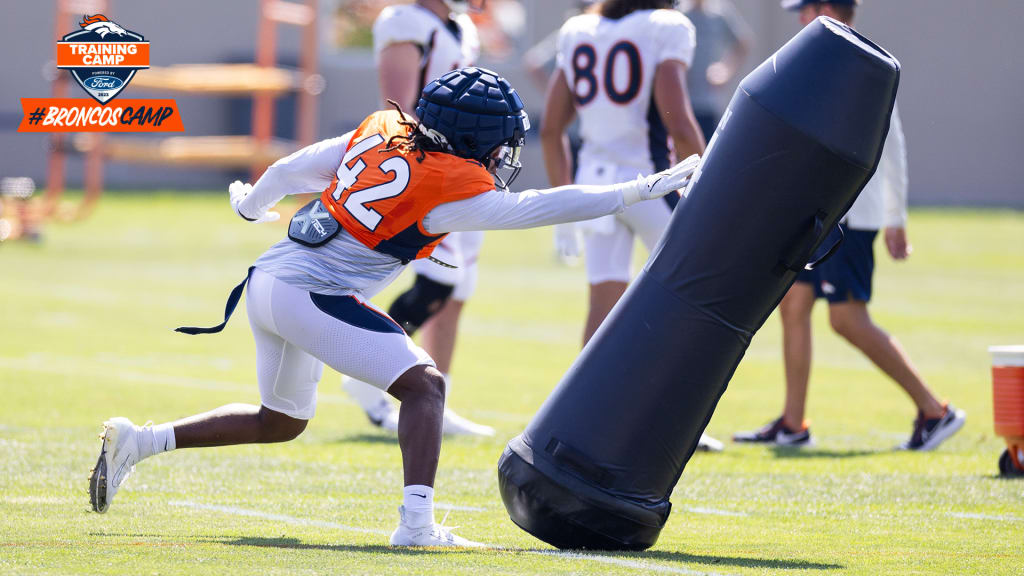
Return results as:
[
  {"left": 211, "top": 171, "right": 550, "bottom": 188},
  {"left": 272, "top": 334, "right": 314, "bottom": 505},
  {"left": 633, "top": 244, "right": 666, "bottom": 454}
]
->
[{"left": 497, "top": 17, "right": 901, "bottom": 550}]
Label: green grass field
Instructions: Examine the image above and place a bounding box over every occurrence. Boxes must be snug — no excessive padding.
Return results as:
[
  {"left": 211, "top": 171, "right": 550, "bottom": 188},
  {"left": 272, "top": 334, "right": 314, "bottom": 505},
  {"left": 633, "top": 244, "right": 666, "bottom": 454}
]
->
[{"left": 2, "top": 194, "right": 1022, "bottom": 575}]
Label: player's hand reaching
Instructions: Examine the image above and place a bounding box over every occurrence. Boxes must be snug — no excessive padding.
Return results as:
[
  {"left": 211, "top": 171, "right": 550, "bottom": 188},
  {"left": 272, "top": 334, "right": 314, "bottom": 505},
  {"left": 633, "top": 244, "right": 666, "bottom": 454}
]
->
[
  {"left": 553, "top": 222, "right": 582, "bottom": 263},
  {"left": 621, "top": 154, "right": 700, "bottom": 206},
  {"left": 229, "top": 180, "right": 280, "bottom": 223},
  {"left": 884, "top": 227, "right": 912, "bottom": 260}
]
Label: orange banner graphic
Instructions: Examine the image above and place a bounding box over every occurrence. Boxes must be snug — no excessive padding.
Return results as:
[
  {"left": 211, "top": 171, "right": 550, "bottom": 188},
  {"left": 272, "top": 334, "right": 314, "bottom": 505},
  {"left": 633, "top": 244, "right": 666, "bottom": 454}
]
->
[
  {"left": 18, "top": 98, "right": 183, "bottom": 133},
  {"left": 56, "top": 42, "right": 150, "bottom": 68}
]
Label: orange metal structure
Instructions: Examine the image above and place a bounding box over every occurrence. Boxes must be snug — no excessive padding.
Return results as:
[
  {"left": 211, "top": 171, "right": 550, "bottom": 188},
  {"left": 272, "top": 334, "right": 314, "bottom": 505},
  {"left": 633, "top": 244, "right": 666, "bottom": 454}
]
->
[{"left": 45, "top": 0, "right": 321, "bottom": 220}]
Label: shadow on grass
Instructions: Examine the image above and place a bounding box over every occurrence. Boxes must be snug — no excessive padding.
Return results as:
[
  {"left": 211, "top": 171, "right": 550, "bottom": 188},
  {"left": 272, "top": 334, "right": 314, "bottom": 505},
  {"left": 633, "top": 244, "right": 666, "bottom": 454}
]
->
[
  {"left": 332, "top": 433, "right": 399, "bottom": 445},
  {"left": 768, "top": 446, "right": 877, "bottom": 459},
  {"left": 578, "top": 549, "right": 844, "bottom": 571},
  {"left": 208, "top": 536, "right": 845, "bottom": 571}
]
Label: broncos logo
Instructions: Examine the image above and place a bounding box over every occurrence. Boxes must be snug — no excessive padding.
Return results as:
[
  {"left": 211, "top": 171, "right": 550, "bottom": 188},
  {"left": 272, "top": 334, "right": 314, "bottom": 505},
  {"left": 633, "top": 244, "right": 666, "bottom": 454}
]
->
[{"left": 79, "top": 14, "right": 128, "bottom": 38}]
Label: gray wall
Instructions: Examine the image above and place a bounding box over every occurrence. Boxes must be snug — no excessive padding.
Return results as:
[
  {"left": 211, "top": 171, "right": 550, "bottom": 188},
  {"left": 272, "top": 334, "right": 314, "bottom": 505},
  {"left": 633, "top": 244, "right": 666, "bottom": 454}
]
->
[
  {"left": 729, "top": 0, "right": 1024, "bottom": 207},
  {"left": 1, "top": 0, "right": 1021, "bottom": 207}
]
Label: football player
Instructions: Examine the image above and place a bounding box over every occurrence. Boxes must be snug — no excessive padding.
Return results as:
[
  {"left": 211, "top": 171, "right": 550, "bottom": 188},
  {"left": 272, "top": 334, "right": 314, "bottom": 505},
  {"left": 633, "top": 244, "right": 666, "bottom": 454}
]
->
[
  {"left": 89, "top": 67, "right": 700, "bottom": 547},
  {"left": 342, "top": 0, "right": 493, "bottom": 436},
  {"left": 541, "top": 0, "right": 722, "bottom": 451}
]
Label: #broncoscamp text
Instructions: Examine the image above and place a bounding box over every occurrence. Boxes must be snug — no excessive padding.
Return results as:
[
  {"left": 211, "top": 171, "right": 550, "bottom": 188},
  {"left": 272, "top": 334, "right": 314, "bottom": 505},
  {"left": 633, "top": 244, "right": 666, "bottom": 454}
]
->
[{"left": 41, "top": 104, "right": 176, "bottom": 128}]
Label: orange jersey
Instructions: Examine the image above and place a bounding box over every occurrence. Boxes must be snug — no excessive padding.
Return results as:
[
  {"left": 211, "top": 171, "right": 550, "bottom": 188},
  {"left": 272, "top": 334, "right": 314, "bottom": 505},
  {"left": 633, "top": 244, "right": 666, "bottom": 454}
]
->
[{"left": 320, "top": 110, "right": 495, "bottom": 262}]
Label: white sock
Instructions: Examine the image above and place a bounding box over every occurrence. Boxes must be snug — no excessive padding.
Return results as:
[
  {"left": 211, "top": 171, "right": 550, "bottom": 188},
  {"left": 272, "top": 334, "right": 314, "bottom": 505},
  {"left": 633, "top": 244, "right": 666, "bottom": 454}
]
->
[
  {"left": 138, "top": 423, "right": 176, "bottom": 461},
  {"left": 402, "top": 485, "right": 435, "bottom": 528},
  {"left": 343, "top": 377, "right": 392, "bottom": 417}
]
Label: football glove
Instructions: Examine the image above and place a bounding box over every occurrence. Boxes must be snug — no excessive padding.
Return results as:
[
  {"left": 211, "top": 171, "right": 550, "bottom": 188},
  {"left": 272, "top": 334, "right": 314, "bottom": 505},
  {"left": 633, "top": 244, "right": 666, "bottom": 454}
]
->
[
  {"left": 229, "top": 180, "right": 280, "bottom": 223},
  {"left": 620, "top": 154, "right": 700, "bottom": 206},
  {"left": 553, "top": 222, "right": 582, "bottom": 262}
]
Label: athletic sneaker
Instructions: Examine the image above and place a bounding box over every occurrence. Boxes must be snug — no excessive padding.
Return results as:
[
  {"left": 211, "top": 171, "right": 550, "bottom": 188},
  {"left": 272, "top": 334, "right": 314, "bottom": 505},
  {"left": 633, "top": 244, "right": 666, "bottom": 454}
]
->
[
  {"left": 442, "top": 407, "right": 495, "bottom": 437},
  {"left": 696, "top": 432, "right": 724, "bottom": 452},
  {"left": 389, "top": 506, "right": 486, "bottom": 548},
  {"left": 897, "top": 404, "right": 966, "bottom": 451},
  {"left": 368, "top": 404, "right": 493, "bottom": 436},
  {"left": 89, "top": 417, "right": 142, "bottom": 513},
  {"left": 733, "top": 417, "right": 814, "bottom": 447},
  {"left": 365, "top": 399, "right": 400, "bottom": 432}
]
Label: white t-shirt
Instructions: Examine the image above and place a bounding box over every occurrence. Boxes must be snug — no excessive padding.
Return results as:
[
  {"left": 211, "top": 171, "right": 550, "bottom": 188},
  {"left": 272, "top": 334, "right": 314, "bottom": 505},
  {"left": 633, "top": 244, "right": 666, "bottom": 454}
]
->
[
  {"left": 372, "top": 3, "right": 479, "bottom": 94},
  {"left": 845, "top": 104, "right": 908, "bottom": 230},
  {"left": 556, "top": 9, "right": 696, "bottom": 175}
]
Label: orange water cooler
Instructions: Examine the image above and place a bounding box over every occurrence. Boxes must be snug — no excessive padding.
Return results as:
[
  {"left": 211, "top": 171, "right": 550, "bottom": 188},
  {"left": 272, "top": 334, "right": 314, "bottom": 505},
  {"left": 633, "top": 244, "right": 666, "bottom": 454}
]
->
[{"left": 990, "top": 346, "right": 1024, "bottom": 476}]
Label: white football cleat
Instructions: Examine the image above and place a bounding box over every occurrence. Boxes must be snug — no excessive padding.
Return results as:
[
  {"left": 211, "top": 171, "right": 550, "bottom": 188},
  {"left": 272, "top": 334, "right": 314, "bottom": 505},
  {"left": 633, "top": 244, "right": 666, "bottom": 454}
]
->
[
  {"left": 389, "top": 506, "right": 486, "bottom": 548},
  {"left": 697, "top": 432, "right": 724, "bottom": 453},
  {"left": 442, "top": 407, "right": 494, "bottom": 437},
  {"left": 89, "top": 417, "right": 142, "bottom": 513},
  {"left": 366, "top": 399, "right": 400, "bottom": 433}
]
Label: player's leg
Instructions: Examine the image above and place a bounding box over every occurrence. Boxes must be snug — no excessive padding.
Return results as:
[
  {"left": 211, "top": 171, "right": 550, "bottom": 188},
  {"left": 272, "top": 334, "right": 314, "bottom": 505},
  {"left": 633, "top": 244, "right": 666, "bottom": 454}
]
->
[
  {"left": 171, "top": 404, "right": 307, "bottom": 447},
  {"left": 824, "top": 228, "right": 964, "bottom": 450},
  {"left": 781, "top": 280, "right": 816, "bottom": 432},
  {"left": 89, "top": 268, "right": 319, "bottom": 513},
  {"left": 341, "top": 237, "right": 458, "bottom": 432},
  {"left": 582, "top": 219, "right": 632, "bottom": 345},
  {"left": 419, "top": 299, "right": 462, "bottom": 373},
  {"left": 416, "top": 231, "right": 493, "bottom": 436},
  {"left": 388, "top": 365, "right": 445, "bottom": 492},
  {"left": 418, "top": 231, "right": 479, "bottom": 374},
  {"left": 734, "top": 277, "right": 817, "bottom": 446},
  {"left": 829, "top": 301, "right": 943, "bottom": 414},
  {"left": 271, "top": 279, "right": 480, "bottom": 546},
  {"left": 828, "top": 301, "right": 964, "bottom": 449}
]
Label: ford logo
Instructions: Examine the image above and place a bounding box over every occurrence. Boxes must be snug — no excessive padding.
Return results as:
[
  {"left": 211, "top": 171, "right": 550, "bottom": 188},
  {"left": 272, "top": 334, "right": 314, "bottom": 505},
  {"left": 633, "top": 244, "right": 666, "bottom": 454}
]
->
[{"left": 84, "top": 76, "right": 123, "bottom": 90}]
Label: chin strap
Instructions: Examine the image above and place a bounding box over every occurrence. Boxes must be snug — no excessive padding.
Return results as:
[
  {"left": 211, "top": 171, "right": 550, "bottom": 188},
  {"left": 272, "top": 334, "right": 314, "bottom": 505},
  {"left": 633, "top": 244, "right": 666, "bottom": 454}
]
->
[{"left": 427, "top": 255, "right": 458, "bottom": 269}]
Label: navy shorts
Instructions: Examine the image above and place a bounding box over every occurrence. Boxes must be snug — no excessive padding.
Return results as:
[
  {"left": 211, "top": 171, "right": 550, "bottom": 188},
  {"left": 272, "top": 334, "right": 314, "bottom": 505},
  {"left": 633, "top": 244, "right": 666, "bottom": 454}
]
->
[{"left": 796, "top": 225, "right": 877, "bottom": 303}]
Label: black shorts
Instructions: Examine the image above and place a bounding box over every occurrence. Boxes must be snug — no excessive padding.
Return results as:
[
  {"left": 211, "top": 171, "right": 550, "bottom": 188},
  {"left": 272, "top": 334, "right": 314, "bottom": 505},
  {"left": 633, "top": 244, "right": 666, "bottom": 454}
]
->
[{"left": 796, "top": 224, "right": 877, "bottom": 303}]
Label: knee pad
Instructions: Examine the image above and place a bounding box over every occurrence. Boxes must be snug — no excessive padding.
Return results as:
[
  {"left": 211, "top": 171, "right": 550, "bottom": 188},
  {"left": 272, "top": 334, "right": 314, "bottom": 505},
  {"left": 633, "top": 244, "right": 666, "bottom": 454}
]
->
[{"left": 388, "top": 274, "right": 454, "bottom": 335}]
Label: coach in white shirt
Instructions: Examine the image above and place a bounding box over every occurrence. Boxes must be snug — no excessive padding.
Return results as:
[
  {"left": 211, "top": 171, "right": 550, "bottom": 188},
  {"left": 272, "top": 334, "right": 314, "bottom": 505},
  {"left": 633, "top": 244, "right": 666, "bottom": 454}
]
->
[{"left": 733, "top": 0, "right": 965, "bottom": 451}]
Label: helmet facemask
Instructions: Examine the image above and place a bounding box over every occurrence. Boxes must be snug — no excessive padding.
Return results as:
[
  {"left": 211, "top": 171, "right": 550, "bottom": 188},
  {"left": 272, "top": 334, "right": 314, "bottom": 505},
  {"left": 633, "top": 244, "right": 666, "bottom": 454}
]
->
[{"left": 487, "top": 138, "right": 524, "bottom": 191}]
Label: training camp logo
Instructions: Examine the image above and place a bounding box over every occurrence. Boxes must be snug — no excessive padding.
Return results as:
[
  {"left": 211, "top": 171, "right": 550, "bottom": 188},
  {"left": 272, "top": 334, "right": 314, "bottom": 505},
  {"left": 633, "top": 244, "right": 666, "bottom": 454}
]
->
[{"left": 57, "top": 14, "right": 149, "bottom": 104}]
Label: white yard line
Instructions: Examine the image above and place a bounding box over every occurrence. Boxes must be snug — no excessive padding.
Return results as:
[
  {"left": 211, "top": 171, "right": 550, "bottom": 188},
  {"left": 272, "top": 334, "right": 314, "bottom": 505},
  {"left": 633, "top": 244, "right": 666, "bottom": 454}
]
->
[
  {"left": 168, "top": 500, "right": 389, "bottom": 535},
  {"left": 0, "top": 355, "right": 352, "bottom": 405},
  {"left": 435, "top": 503, "right": 487, "bottom": 513},
  {"left": 168, "top": 499, "right": 733, "bottom": 575},
  {"left": 684, "top": 507, "right": 748, "bottom": 517},
  {"left": 947, "top": 512, "right": 1021, "bottom": 522}
]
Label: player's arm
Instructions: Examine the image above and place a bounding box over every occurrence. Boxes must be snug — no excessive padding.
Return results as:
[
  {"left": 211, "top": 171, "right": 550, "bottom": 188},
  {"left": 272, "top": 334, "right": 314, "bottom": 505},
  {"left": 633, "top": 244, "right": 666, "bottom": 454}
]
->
[
  {"left": 881, "top": 106, "right": 911, "bottom": 259},
  {"left": 232, "top": 131, "right": 353, "bottom": 221},
  {"left": 423, "top": 155, "right": 699, "bottom": 234},
  {"left": 540, "top": 69, "right": 577, "bottom": 189},
  {"left": 653, "top": 60, "right": 706, "bottom": 160},
  {"left": 522, "top": 31, "right": 559, "bottom": 91},
  {"left": 706, "top": 3, "right": 752, "bottom": 87},
  {"left": 377, "top": 42, "right": 424, "bottom": 115}
]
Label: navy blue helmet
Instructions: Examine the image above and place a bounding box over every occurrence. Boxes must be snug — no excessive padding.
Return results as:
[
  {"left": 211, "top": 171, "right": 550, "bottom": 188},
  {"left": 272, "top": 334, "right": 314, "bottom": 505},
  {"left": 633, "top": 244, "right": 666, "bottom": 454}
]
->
[{"left": 416, "top": 67, "right": 530, "bottom": 189}]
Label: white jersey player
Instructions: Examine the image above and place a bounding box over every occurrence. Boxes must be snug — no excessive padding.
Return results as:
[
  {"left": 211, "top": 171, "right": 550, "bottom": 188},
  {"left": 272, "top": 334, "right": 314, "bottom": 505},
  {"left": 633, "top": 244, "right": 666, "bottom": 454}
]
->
[
  {"left": 343, "top": 0, "right": 493, "bottom": 436},
  {"left": 542, "top": 0, "right": 722, "bottom": 451}
]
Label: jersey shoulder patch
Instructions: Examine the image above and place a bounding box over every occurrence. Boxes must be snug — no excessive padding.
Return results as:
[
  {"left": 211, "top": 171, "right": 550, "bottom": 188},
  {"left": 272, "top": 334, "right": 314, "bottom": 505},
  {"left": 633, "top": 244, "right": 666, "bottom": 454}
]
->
[{"left": 372, "top": 4, "right": 433, "bottom": 56}]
